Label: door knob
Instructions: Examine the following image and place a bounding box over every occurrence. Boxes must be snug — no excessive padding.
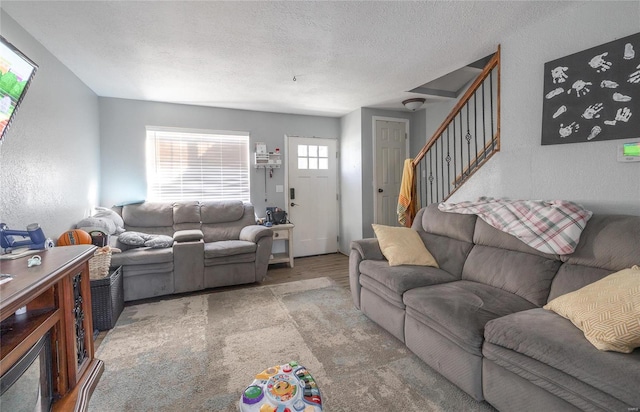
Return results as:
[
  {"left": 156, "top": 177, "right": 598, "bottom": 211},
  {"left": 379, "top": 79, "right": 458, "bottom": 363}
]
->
[
  {"left": 291, "top": 202, "right": 299, "bottom": 207},
  {"left": 378, "top": 188, "right": 383, "bottom": 193}
]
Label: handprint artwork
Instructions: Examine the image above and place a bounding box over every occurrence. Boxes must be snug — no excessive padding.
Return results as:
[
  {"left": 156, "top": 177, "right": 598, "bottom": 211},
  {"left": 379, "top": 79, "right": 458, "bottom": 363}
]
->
[
  {"left": 604, "top": 107, "right": 632, "bottom": 126},
  {"left": 613, "top": 93, "right": 632, "bottom": 102},
  {"left": 559, "top": 122, "right": 579, "bottom": 138},
  {"left": 542, "top": 32, "right": 639, "bottom": 145},
  {"left": 628, "top": 64, "right": 640, "bottom": 84},
  {"left": 600, "top": 80, "right": 619, "bottom": 89},
  {"left": 567, "top": 80, "right": 592, "bottom": 97},
  {"left": 588, "top": 52, "right": 612, "bottom": 73},
  {"left": 624, "top": 43, "right": 635, "bottom": 60},
  {"left": 581, "top": 103, "right": 603, "bottom": 119},
  {"left": 552, "top": 105, "right": 567, "bottom": 119},
  {"left": 545, "top": 87, "right": 564, "bottom": 99},
  {"left": 551, "top": 66, "right": 569, "bottom": 84},
  {"left": 586, "top": 126, "right": 602, "bottom": 141}
]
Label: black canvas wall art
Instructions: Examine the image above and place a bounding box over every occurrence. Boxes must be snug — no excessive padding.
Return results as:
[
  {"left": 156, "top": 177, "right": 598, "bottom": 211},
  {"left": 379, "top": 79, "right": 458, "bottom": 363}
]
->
[{"left": 541, "top": 32, "right": 640, "bottom": 145}]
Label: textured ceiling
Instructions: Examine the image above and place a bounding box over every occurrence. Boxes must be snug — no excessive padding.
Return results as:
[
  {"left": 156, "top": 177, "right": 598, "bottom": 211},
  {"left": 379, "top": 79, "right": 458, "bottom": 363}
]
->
[{"left": 1, "top": 1, "right": 569, "bottom": 117}]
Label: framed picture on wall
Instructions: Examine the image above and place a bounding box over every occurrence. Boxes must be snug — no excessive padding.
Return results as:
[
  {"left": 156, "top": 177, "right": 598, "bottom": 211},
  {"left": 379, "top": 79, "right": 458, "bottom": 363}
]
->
[{"left": 541, "top": 32, "right": 639, "bottom": 145}]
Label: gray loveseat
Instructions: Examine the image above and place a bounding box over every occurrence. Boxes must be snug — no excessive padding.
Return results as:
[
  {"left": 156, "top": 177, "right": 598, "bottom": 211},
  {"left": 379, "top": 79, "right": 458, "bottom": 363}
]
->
[
  {"left": 110, "top": 200, "right": 273, "bottom": 302},
  {"left": 350, "top": 203, "right": 640, "bottom": 411}
]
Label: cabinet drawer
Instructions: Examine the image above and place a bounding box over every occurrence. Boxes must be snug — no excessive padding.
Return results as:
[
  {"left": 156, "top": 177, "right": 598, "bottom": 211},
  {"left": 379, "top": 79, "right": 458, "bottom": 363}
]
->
[{"left": 272, "top": 229, "right": 290, "bottom": 240}]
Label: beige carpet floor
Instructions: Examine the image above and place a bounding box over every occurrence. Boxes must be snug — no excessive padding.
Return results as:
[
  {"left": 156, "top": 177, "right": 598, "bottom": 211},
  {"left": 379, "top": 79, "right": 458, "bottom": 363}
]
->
[{"left": 89, "top": 277, "right": 495, "bottom": 411}]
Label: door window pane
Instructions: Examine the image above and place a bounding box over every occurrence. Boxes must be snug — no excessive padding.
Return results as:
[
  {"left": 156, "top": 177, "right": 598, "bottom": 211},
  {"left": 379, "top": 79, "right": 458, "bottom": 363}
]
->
[{"left": 298, "top": 142, "right": 331, "bottom": 171}]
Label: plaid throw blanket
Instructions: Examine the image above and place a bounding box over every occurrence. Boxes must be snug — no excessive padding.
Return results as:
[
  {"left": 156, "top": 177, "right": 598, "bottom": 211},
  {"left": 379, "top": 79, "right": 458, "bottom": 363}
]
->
[{"left": 438, "top": 197, "right": 593, "bottom": 255}]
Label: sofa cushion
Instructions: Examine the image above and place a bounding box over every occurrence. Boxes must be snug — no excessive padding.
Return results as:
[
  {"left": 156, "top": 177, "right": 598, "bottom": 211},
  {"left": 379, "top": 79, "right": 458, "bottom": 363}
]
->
[
  {"left": 204, "top": 253, "right": 256, "bottom": 266},
  {"left": 462, "top": 245, "right": 561, "bottom": 306},
  {"left": 122, "top": 202, "right": 174, "bottom": 228},
  {"left": 413, "top": 203, "right": 477, "bottom": 243},
  {"left": 404, "top": 280, "right": 536, "bottom": 356},
  {"left": 173, "top": 201, "right": 200, "bottom": 224},
  {"left": 200, "top": 202, "right": 256, "bottom": 242},
  {"left": 418, "top": 232, "right": 474, "bottom": 278},
  {"left": 201, "top": 200, "right": 245, "bottom": 223},
  {"left": 547, "top": 263, "right": 613, "bottom": 301},
  {"left": 204, "top": 240, "right": 256, "bottom": 258},
  {"left": 371, "top": 224, "right": 438, "bottom": 267},
  {"left": 560, "top": 213, "right": 640, "bottom": 270},
  {"left": 121, "top": 262, "right": 174, "bottom": 277},
  {"left": 359, "top": 260, "right": 457, "bottom": 298},
  {"left": 473, "top": 218, "right": 559, "bottom": 260},
  {"left": 483, "top": 308, "right": 640, "bottom": 408},
  {"left": 110, "top": 247, "right": 173, "bottom": 266},
  {"left": 544, "top": 266, "right": 640, "bottom": 353}
]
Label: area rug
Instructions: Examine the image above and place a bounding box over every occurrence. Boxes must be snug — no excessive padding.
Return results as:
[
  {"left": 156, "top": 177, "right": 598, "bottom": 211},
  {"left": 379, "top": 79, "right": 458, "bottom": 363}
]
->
[{"left": 89, "top": 278, "right": 495, "bottom": 411}]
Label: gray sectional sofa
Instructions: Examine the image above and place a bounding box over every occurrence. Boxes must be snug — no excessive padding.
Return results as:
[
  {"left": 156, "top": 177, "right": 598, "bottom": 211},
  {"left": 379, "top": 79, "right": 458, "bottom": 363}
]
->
[
  {"left": 350, "top": 203, "right": 640, "bottom": 411},
  {"left": 110, "top": 200, "right": 273, "bottom": 301}
]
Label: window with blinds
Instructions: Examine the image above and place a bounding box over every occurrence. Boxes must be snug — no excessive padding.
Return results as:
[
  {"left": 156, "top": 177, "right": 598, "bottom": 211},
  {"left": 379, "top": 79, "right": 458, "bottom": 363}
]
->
[{"left": 145, "top": 127, "right": 250, "bottom": 202}]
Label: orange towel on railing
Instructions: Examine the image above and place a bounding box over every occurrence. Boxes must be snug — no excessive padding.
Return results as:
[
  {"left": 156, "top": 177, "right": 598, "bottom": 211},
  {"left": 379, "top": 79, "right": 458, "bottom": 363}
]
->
[{"left": 397, "top": 159, "right": 416, "bottom": 227}]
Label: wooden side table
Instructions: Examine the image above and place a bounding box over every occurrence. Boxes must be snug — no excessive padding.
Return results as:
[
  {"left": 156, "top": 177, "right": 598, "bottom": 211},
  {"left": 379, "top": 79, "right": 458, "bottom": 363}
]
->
[{"left": 269, "top": 223, "right": 294, "bottom": 268}]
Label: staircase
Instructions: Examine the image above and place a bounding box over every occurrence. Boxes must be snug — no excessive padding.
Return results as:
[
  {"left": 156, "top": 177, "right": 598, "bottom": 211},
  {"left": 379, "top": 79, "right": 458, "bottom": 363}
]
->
[{"left": 410, "top": 46, "right": 501, "bottom": 223}]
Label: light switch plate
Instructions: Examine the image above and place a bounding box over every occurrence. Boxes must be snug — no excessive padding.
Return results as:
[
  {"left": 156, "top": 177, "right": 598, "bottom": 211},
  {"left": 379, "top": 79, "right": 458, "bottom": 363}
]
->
[{"left": 275, "top": 185, "right": 284, "bottom": 193}]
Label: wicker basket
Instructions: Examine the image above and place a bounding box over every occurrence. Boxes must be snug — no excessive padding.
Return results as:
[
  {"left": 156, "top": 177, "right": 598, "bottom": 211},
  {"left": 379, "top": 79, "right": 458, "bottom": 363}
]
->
[
  {"left": 89, "top": 248, "right": 112, "bottom": 280},
  {"left": 90, "top": 266, "right": 124, "bottom": 331}
]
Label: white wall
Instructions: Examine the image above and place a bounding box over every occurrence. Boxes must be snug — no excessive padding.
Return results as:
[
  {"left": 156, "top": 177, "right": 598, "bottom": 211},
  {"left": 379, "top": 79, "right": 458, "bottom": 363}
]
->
[
  {"left": 447, "top": 2, "right": 640, "bottom": 215},
  {"left": 339, "top": 108, "right": 362, "bottom": 253},
  {"left": 0, "top": 11, "right": 100, "bottom": 241},
  {"left": 98, "top": 97, "right": 340, "bottom": 217}
]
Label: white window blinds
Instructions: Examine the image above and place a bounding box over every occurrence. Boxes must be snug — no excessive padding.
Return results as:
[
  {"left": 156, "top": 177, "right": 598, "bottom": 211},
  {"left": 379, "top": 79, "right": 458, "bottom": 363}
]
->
[{"left": 146, "top": 128, "right": 250, "bottom": 202}]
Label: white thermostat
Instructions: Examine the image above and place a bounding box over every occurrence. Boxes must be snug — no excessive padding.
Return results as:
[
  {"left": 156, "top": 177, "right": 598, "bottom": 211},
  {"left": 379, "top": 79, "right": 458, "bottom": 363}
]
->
[{"left": 617, "top": 141, "right": 640, "bottom": 162}]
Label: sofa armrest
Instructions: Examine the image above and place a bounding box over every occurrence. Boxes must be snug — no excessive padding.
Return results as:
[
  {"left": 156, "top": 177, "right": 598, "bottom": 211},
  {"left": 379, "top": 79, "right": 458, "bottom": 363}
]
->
[
  {"left": 349, "top": 238, "right": 386, "bottom": 310},
  {"left": 240, "top": 225, "right": 273, "bottom": 243},
  {"left": 174, "top": 229, "right": 204, "bottom": 243},
  {"left": 173, "top": 237, "right": 204, "bottom": 294},
  {"left": 350, "top": 238, "right": 385, "bottom": 261}
]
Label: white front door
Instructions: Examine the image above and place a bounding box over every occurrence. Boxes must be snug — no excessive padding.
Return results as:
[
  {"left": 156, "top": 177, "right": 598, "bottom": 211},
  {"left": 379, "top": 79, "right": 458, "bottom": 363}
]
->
[
  {"left": 374, "top": 119, "right": 407, "bottom": 226},
  {"left": 287, "top": 136, "right": 338, "bottom": 257}
]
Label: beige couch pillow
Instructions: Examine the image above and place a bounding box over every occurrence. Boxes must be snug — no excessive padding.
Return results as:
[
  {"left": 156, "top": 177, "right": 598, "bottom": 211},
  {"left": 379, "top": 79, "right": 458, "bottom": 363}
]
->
[
  {"left": 544, "top": 265, "right": 640, "bottom": 353},
  {"left": 372, "top": 224, "right": 438, "bottom": 268}
]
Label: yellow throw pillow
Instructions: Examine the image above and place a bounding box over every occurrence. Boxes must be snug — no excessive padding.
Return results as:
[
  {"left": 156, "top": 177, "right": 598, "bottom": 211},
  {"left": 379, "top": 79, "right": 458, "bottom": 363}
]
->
[
  {"left": 372, "top": 224, "right": 439, "bottom": 268},
  {"left": 544, "top": 265, "right": 640, "bottom": 353}
]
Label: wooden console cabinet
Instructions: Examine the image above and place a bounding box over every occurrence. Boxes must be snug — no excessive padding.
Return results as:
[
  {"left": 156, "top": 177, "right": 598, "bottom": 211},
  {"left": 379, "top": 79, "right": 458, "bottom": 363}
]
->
[{"left": 0, "top": 245, "right": 104, "bottom": 411}]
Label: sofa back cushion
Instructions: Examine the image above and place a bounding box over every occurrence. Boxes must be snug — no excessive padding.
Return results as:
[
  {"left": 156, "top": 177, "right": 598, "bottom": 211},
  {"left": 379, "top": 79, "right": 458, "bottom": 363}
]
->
[
  {"left": 201, "top": 201, "right": 256, "bottom": 242},
  {"left": 412, "top": 204, "right": 477, "bottom": 277},
  {"left": 413, "top": 203, "right": 476, "bottom": 243},
  {"left": 418, "top": 232, "right": 473, "bottom": 278},
  {"left": 173, "top": 201, "right": 201, "bottom": 231},
  {"left": 559, "top": 213, "right": 640, "bottom": 270},
  {"left": 548, "top": 213, "right": 640, "bottom": 301},
  {"left": 121, "top": 202, "right": 174, "bottom": 237},
  {"left": 462, "top": 218, "right": 562, "bottom": 306},
  {"left": 463, "top": 246, "right": 561, "bottom": 306}
]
